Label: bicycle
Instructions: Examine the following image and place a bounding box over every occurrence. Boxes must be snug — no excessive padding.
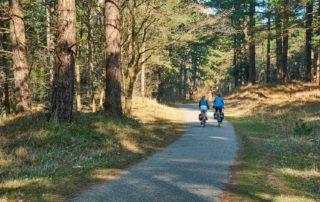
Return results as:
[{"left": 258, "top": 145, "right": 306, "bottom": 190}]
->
[
  {"left": 200, "top": 110, "right": 207, "bottom": 127},
  {"left": 214, "top": 111, "right": 223, "bottom": 128}
]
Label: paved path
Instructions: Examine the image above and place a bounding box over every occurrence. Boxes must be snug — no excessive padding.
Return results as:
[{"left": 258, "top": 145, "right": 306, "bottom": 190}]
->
[{"left": 72, "top": 104, "right": 237, "bottom": 202}]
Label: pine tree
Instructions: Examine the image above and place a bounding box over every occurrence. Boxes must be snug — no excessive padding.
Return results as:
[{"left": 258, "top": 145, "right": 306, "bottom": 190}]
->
[
  {"left": 51, "top": 0, "right": 76, "bottom": 121},
  {"left": 104, "top": 0, "right": 122, "bottom": 115}
]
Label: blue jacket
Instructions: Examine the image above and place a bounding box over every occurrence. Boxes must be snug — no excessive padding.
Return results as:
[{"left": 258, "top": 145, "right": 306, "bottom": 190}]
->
[
  {"left": 214, "top": 97, "right": 224, "bottom": 108},
  {"left": 199, "top": 99, "right": 209, "bottom": 109}
]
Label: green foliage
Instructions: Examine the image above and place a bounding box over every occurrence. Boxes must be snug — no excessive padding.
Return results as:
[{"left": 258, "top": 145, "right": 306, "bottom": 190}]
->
[{"left": 294, "top": 119, "right": 313, "bottom": 136}]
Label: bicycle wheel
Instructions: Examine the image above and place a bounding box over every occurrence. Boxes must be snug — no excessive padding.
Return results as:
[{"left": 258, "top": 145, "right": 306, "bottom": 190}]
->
[{"left": 217, "top": 112, "right": 221, "bottom": 128}]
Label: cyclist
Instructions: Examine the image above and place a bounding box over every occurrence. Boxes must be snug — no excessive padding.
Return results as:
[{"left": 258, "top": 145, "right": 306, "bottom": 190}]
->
[
  {"left": 199, "top": 96, "right": 209, "bottom": 121},
  {"left": 213, "top": 93, "right": 224, "bottom": 114}
]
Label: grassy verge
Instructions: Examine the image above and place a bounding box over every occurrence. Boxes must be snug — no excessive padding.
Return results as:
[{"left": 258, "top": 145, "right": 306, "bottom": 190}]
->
[
  {"left": 221, "top": 83, "right": 320, "bottom": 202},
  {"left": 0, "top": 98, "right": 185, "bottom": 202}
]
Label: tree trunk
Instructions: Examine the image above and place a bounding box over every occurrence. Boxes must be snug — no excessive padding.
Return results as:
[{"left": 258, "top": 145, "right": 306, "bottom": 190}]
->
[
  {"left": 104, "top": 0, "right": 122, "bottom": 115},
  {"left": 141, "top": 41, "right": 146, "bottom": 97},
  {"left": 266, "top": 0, "right": 271, "bottom": 83},
  {"left": 0, "top": 59, "right": 3, "bottom": 116},
  {"left": 46, "top": 0, "right": 55, "bottom": 86},
  {"left": 156, "top": 67, "right": 162, "bottom": 102},
  {"left": 86, "top": 5, "right": 96, "bottom": 112},
  {"left": 243, "top": 1, "right": 249, "bottom": 83},
  {"left": 75, "top": 61, "right": 82, "bottom": 111},
  {"left": 4, "top": 68, "right": 10, "bottom": 115},
  {"left": 305, "top": 0, "right": 313, "bottom": 82},
  {"left": 248, "top": 0, "right": 256, "bottom": 84},
  {"left": 282, "top": 0, "right": 289, "bottom": 82},
  {"left": 317, "top": 0, "right": 320, "bottom": 85},
  {"left": 275, "top": 6, "right": 284, "bottom": 83},
  {"left": 51, "top": 0, "right": 76, "bottom": 121},
  {"left": 9, "top": 0, "right": 31, "bottom": 112},
  {"left": 125, "top": 77, "right": 135, "bottom": 115}
]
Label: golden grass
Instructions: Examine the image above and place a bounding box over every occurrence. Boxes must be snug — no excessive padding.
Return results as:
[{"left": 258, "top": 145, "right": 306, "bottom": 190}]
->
[
  {"left": 221, "top": 82, "right": 320, "bottom": 202},
  {"left": 0, "top": 97, "right": 185, "bottom": 202}
]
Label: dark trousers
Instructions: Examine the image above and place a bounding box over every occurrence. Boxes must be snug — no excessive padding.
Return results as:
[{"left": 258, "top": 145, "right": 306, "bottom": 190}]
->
[{"left": 215, "top": 107, "right": 222, "bottom": 113}]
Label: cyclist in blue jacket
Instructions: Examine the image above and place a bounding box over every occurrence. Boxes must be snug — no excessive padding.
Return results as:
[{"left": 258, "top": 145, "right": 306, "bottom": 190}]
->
[
  {"left": 213, "top": 94, "right": 224, "bottom": 113},
  {"left": 199, "top": 96, "right": 209, "bottom": 119}
]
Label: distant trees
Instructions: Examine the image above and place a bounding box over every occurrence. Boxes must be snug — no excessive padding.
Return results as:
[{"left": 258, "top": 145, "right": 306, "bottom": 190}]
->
[
  {"left": 211, "top": 0, "right": 320, "bottom": 87},
  {"left": 2, "top": 0, "right": 320, "bottom": 121}
]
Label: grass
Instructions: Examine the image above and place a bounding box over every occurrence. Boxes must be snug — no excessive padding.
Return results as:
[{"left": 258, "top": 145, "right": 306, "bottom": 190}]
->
[
  {"left": 0, "top": 97, "right": 185, "bottom": 202},
  {"left": 221, "top": 82, "right": 320, "bottom": 202}
]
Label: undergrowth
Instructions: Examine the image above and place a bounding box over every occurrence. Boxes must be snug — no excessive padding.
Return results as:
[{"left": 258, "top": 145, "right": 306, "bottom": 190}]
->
[
  {"left": 0, "top": 98, "right": 185, "bottom": 202},
  {"left": 222, "top": 82, "right": 320, "bottom": 202}
]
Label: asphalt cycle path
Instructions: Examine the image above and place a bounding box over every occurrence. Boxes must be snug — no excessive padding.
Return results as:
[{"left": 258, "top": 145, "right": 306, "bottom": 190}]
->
[{"left": 72, "top": 104, "right": 237, "bottom": 202}]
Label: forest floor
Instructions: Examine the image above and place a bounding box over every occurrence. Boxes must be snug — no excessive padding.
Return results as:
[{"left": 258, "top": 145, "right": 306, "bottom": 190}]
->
[
  {"left": 220, "top": 82, "right": 320, "bottom": 202},
  {"left": 0, "top": 97, "right": 185, "bottom": 202}
]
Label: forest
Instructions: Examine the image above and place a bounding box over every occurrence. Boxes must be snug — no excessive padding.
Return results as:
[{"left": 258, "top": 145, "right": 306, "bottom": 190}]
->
[
  {"left": 0, "top": 0, "right": 320, "bottom": 201},
  {"left": 0, "top": 0, "right": 320, "bottom": 119}
]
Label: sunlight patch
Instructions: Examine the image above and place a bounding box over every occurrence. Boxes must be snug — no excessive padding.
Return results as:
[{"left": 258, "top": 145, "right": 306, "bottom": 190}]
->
[
  {"left": 120, "top": 139, "right": 143, "bottom": 153},
  {"left": 91, "top": 169, "right": 126, "bottom": 180},
  {"left": 279, "top": 168, "right": 320, "bottom": 178}
]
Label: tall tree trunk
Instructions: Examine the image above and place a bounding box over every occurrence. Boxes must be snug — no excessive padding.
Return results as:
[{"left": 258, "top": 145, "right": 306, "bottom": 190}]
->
[
  {"left": 266, "top": 0, "right": 271, "bottom": 83},
  {"left": 46, "top": 0, "right": 55, "bottom": 86},
  {"left": 275, "top": 6, "right": 284, "bottom": 83},
  {"left": 248, "top": 0, "right": 256, "bottom": 84},
  {"left": 4, "top": 67, "right": 10, "bottom": 115},
  {"left": 51, "top": 0, "right": 76, "bottom": 121},
  {"left": 75, "top": 61, "right": 82, "bottom": 111},
  {"left": 233, "top": 34, "right": 239, "bottom": 87},
  {"left": 141, "top": 41, "right": 146, "bottom": 97},
  {"left": 305, "top": 0, "right": 314, "bottom": 82},
  {"left": 86, "top": 5, "right": 96, "bottom": 112},
  {"left": 0, "top": 20, "right": 10, "bottom": 115},
  {"left": 125, "top": 73, "right": 135, "bottom": 115},
  {"left": 0, "top": 58, "right": 3, "bottom": 116},
  {"left": 282, "top": 0, "right": 289, "bottom": 82},
  {"left": 179, "top": 60, "right": 183, "bottom": 97},
  {"left": 104, "top": 0, "right": 122, "bottom": 115},
  {"left": 9, "top": 0, "right": 31, "bottom": 112},
  {"left": 317, "top": 0, "right": 320, "bottom": 85},
  {"left": 156, "top": 66, "right": 162, "bottom": 102},
  {"left": 183, "top": 54, "right": 187, "bottom": 99},
  {"left": 243, "top": 1, "right": 249, "bottom": 83}
]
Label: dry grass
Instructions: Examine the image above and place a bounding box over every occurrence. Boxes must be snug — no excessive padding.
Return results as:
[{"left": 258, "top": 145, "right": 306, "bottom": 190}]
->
[
  {"left": 221, "top": 82, "right": 320, "bottom": 202},
  {"left": 0, "top": 98, "right": 185, "bottom": 202}
]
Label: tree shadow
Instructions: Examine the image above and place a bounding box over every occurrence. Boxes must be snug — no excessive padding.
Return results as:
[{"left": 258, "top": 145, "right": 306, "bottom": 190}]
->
[
  {"left": 224, "top": 100, "right": 320, "bottom": 201},
  {"left": 0, "top": 110, "right": 185, "bottom": 201}
]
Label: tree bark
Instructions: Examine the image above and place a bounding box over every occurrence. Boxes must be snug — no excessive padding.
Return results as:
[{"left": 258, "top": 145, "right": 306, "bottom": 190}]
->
[
  {"left": 266, "top": 0, "right": 271, "bottom": 83},
  {"left": 305, "top": 0, "right": 313, "bottom": 82},
  {"left": 141, "top": 41, "right": 146, "bottom": 97},
  {"left": 243, "top": 1, "right": 249, "bottom": 83},
  {"left": 51, "top": 0, "right": 76, "bottom": 121},
  {"left": 75, "top": 61, "right": 82, "bottom": 111},
  {"left": 104, "top": 0, "right": 122, "bottom": 115},
  {"left": 86, "top": 5, "right": 96, "bottom": 112},
  {"left": 0, "top": 59, "right": 3, "bottom": 116},
  {"left": 275, "top": 6, "right": 284, "bottom": 83},
  {"left": 234, "top": 35, "right": 240, "bottom": 87},
  {"left": 46, "top": 0, "right": 55, "bottom": 85},
  {"left": 248, "top": 0, "right": 256, "bottom": 84},
  {"left": 317, "top": 0, "right": 320, "bottom": 85},
  {"left": 4, "top": 65, "right": 10, "bottom": 115},
  {"left": 9, "top": 0, "right": 31, "bottom": 112},
  {"left": 282, "top": 0, "right": 289, "bottom": 82}
]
